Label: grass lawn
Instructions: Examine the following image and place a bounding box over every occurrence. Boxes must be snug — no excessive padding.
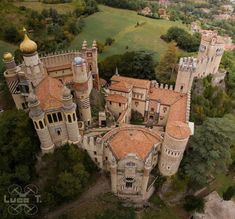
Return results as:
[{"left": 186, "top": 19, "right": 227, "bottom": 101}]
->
[
  {"left": 70, "top": 5, "right": 187, "bottom": 61},
  {"left": 13, "top": 1, "right": 75, "bottom": 14},
  {"left": 0, "top": 41, "right": 17, "bottom": 70}
]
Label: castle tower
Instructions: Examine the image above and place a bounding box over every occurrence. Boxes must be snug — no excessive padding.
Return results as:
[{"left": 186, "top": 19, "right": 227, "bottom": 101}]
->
[
  {"left": 20, "top": 28, "right": 45, "bottom": 87},
  {"left": 3, "top": 52, "right": 26, "bottom": 109},
  {"left": 175, "top": 57, "right": 196, "bottom": 94},
  {"left": 62, "top": 86, "right": 81, "bottom": 144},
  {"left": 81, "top": 40, "right": 100, "bottom": 90},
  {"left": 72, "top": 57, "right": 92, "bottom": 126},
  {"left": 159, "top": 121, "right": 191, "bottom": 176},
  {"left": 28, "top": 93, "right": 54, "bottom": 154},
  {"left": 196, "top": 32, "right": 225, "bottom": 78}
]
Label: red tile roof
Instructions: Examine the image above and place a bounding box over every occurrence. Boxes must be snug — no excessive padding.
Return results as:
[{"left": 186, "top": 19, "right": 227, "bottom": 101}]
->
[
  {"left": 109, "top": 81, "right": 132, "bottom": 93},
  {"left": 106, "top": 94, "right": 128, "bottom": 104},
  {"left": 111, "top": 75, "right": 150, "bottom": 89},
  {"left": 166, "top": 121, "right": 191, "bottom": 139},
  {"left": 36, "top": 77, "right": 63, "bottom": 110},
  {"left": 149, "top": 87, "right": 184, "bottom": 105},
  {"left": 104, "top": 126, "right": 162, "bottom": 160}
]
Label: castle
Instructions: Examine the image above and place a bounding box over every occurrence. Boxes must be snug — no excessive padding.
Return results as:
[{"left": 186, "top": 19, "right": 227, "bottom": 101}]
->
[{"left": 2, "top": 29, "right": 225, "bottom": 202}]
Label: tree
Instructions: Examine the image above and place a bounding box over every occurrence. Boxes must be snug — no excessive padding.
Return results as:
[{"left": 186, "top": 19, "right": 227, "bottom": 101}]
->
[
  {"left": 0, "top": 110, "right": 40, "bottom": 219},
  {"left": 183, "top": 195, "right": 204, "bottom": 212},
  {"left": 181, "top": 120, "right": 232, "bottom": 188},
  {"left": 55, "top": 171, "right": 82, "bottom": 200},
  {"left": 99, "top": 51, "right": 156, "bottom": 81},
  {"left": 156, "top": 42, "right": 179, "bottom": 83},
  {"left": 105, "top": 37, "right": 115, "bottom": 46},
  {"left": 3, "top": 26, "right": 21, "bottom": 43},
  {"left": 223, "top": 186, "right": 235, "bottom": 200}
]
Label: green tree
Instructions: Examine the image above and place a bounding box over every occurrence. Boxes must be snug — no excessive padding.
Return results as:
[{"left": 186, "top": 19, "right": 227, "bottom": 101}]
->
[
  {"left": 181, "top": 120, "right": 232, "bottom": 188},
  {"left": 183, "top": 195, "right": 204, "bottom": 212},
  {"left": 3, "top": 26, "right": 21, "bottom": 43},
  {"left": 223, "top": 186, "right": 235, "bottom": 200},
  {"left": 55, "top": 171, "right": 82, "bottom": 200},
  {"left": 156, "top": 42, "right": 179, "bottom": 83}
]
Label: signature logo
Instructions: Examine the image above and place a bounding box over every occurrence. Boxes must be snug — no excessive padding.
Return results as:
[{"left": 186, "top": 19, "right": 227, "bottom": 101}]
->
[{"left": 4, "top": 184, "right": 41, "bottom": 215}]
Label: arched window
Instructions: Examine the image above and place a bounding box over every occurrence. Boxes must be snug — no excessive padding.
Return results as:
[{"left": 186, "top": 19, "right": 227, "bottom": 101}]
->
[
  {"left": 39, "top": 121, "right": 44, "bottom": 129},
  {"left": 47, "top": 114, "right": 53, "bottom": 123},
  {"left": 68, "top": 114, "right": 72, "bottom": 123},
  {"left": 34, "top": 122, "right": 39, "bottom": 129},
  {"left": 58, "top": 112, "right": 63, "bottom": 122},
  {"left": 73, "top": 113, "right": 76, "bottom": 122}
]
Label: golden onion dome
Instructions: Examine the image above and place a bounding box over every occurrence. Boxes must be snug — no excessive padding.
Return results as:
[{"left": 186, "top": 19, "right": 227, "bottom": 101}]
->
[
  {"left": 3, "top": 52, "right": 13, "bottom": 61},
  {"left": 20, "top": 28, "right": 37, "bottom": 54}
]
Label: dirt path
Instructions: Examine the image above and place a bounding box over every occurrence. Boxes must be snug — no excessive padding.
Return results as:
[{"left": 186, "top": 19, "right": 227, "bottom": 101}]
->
[{"left": 43, "top": 174, "right": 110, "bottom": 219}]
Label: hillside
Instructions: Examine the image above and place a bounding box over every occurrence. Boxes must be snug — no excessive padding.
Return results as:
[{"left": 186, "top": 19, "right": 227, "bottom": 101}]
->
[{"left": 70, "top": 5, "right": 186, "bottom": 61}]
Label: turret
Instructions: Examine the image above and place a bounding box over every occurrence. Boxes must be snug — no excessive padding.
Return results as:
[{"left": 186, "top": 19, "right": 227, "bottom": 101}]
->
[
  {"left": 28, "top": 93, "right": 54, "bottom": 153},
  {"left": 72, "top": 57, "right": 88, "bottom": 83},
  {"left": 62, "top": 86, "right": 81, "bottom": 144},
  {"left": 175, "top": 57, "right": 196, "bottom": 94},
  {"left": 72, "top": 56, "right": 92, "bottom": 126},
  {"left": 159, "top": 121, "right": 191, "bottom": 176},
  {"left": 3, "top": 52, "right": 27, "bottom": 109},
  {"left": 20, "top": 28, "right": 45, "bottom": 87}
]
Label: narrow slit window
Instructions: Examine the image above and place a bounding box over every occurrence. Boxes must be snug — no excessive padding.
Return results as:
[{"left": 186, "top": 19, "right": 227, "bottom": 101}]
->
[
  {"left": 39, "top": 121, "right": 44, "bottom": 129},
  {"left": 58, "top": 112, "right": 63, "bottom": 121}
]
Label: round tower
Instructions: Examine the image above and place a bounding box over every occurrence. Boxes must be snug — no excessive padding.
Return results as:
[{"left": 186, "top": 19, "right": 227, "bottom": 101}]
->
[
  {"left": 28, "top": 93, "right": 54, "bottom": 154},
  {"left": 159, "top": 121, "right": 191, "bottom": 176},
  {"left": 72, "top": 57, "right": 92, "bottom": 125},
  {"left": 3, "top": 52, "right": 26, "bottom": 109},
  {"left": 62, "top": 86, "right": 81, "bottom": 144},
  {"left": 20, "top": 28, "right": 45, "bottom": 87}
]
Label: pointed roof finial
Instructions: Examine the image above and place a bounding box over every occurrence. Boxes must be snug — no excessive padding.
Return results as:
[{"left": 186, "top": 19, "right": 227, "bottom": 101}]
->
[
  {"left": 20, "top": 27, "right": 37, "bottom": 54},
  {"left": 115, "top": 66, "right": 119, "bottom": 76}
]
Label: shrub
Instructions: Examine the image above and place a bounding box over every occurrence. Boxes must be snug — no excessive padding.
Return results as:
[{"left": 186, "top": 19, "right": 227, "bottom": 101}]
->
[{"left": 183, "top": 195, "right": 204, "bottom": 212}]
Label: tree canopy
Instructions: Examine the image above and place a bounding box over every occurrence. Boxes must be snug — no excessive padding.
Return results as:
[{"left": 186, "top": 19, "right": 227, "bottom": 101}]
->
[
  {"left": 156, "top": 42, "right": 179, "bottom": 84},
  {"left": 0, "top": 110, "right": 40, "bottom": 218},
  {"left": 99, "top": 51, "right": 156, "bottom": 81},
  {"left": 181, "top": 119, "right": 232, "bottom": 188}
]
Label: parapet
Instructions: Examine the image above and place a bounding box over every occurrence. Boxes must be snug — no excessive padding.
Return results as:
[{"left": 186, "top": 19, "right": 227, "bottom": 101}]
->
[{"left": 178, "top": 57, "right": 197, "bottom": 72}]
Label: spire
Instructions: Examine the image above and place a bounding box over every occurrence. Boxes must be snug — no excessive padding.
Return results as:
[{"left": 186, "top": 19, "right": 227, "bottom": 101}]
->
[
  {"left": 92, "top": 40, "right": 97, "bottom": 49},
  {"left": 82, "top": 40, "right": 87, "bottom": 50},
  {"left": 115, "top": 66, "right": 119, "bottom": 76},
  {"left": 20, "top": 27, "right": 37, "bottom": 54}
]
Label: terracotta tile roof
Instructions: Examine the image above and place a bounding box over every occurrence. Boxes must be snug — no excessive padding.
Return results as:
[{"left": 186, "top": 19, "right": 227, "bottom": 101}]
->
[
  {"left": 36, "top": 77, "right": 63, "bottom": 110},
  {"left": 111, "top": 75, "right": 150, "bottom": 89},
  {"left": 104, "top": 127, "right": 162, "bottom": 160},
  {"left": 167, "top": 95, "right": 188, "bottom": 123},
  {"left": 166, "top": 121, "right": 191, "bottom": 140},
  {"left": 106, "top": 94, "right": 128, "bottom": 104},
  {"left": 165, "top": 94, "right": 191, "bottom": 139},
  {"left": 46, "top": 63, "right": 71, "bottom": 72},
  {"left": 109, "top": 81, "right": 132, "bottom": 93},
  {"left": 149, "top": 87, "right": 184, "bottom": 105}
]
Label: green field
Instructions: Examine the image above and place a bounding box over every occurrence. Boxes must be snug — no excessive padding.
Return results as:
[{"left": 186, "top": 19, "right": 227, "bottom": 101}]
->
[
  {"left": 0, "top": 41, "right": 17, "bottom": 70},
  {"left": 13, "top": 1, "right": 75, "bottom": 14},
  {"left": 70, "top": 5, "right": 186, "bottom": 61}
]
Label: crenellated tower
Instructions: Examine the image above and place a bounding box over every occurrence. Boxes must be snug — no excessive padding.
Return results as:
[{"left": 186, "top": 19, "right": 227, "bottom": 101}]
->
[
  {"left": 175, "top": 57, "right": 196, "bottom": 94},
  {"left": 81, "top": 40, "right": 100, "bottom": 90},
  {"left": 62, "top": 86, "right": 81, "bottom": 144},
  {"left": 28, "top": 93, "right": 54, "bottom": 154},
  {"left": 20, "top": 28, "right": 46, "bottom": 87},
  {"left": 196, "top": 32, "right": 225, "bottom": 78}
]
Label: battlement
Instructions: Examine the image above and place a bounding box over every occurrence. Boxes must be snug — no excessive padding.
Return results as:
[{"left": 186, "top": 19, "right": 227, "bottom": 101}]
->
[
  {"left": 179, "top": 57, "right": 197, "bottom": 72},
  {"left": 150, "top": 80, "right": 174, "bottom": 90}
]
